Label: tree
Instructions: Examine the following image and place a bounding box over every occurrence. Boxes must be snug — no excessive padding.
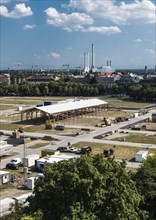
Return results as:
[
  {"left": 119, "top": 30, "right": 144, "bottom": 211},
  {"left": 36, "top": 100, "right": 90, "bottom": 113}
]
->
[
  {"left": 27, "top": 154, "right": 147, "bottom": 220},
  {"left": 134, "top": 154, "right": 156, "bottom": 220}
]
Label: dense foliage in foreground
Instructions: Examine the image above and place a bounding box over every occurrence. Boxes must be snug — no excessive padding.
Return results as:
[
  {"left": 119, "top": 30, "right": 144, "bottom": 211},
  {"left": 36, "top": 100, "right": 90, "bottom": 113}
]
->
[{"left": 1, "top": 154, "right": 156, "bottom": 220}]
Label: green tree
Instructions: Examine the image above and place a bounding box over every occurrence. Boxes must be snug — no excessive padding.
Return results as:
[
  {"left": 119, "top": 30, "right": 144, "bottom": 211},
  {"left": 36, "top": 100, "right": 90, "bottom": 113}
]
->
[
  {"left": 27, "top": 154, "right": 147, "bottom": 220},
  {"left": 134, "top": 154, "right": 156, "bottom": 220}
]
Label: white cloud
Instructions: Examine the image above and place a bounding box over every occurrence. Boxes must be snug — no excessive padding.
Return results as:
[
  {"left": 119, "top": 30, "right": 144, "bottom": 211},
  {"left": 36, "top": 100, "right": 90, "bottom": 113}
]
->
[
  {"left": 50, "top": 52, "right": 60, "bottom": 59},
  {"left": 45, "top": 7, "right": 93, "bottom": 32},
  {"left": 82, "top": 26, "right": 121, "bottom": 34},
  {"left": 0, "top": 0, "right": 10, "bottom": 3},
  {"left": 45, "top": 7, "right": 121, "bottom": 35},
  {"left": 0, "top": 3, "right": 33, "bottom": 18},
  {"left": 145, "top": 49, "right": 155, "bottom": 56},
  {"left": 134, "top": 38, "right": 142, "bottom": 43},
  {"left": 23, "top": 24, "right": 36, "bottom": 30},
  {"left": 68, "top": 0, "right": 156, "bottom": 24}
]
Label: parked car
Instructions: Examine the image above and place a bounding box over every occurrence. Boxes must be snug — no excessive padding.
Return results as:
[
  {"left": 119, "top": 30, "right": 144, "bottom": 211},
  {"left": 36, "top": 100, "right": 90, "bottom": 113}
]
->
[
  {"left": 57, "top": 146, "right": 70, "bottom": 152},
  {"left": 68, "top": 147, "right": 77, "bottom": 153},
  {"left": 6, "top": 163, "right": 19, "bottom": 170},
  {"left": 10, "top": 158, "right": 21, "bottom": 165},
  {"left": 76, "top": 146, "right": 92, "bottom": 154}
]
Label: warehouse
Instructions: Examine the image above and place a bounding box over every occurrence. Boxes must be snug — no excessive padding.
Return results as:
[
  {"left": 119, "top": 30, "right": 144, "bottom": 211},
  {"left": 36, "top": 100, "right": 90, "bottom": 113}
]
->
[{"left": 20, "top": 98, "right": 108, "bottom": 124}]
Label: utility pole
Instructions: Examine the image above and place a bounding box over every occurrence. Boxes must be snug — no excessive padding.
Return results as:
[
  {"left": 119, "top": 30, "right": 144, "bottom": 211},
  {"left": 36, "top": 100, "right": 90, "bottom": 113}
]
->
[{"left": 23, "top": 136, "right": 28, "bottom": 187}]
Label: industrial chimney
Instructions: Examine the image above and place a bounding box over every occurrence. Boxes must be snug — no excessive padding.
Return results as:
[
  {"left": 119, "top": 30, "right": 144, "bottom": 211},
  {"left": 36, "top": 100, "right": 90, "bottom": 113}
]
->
[{"left": 91, "top": 43, "right": 95, "bottom": 69}]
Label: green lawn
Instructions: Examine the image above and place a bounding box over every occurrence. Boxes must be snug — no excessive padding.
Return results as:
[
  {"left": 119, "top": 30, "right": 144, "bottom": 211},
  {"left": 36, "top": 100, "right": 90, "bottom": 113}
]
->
[
  {"left": 0, "top": 96, "right": 153, "bottom": 111},
  {"left": 0, "top": 105, "right": 16, "bottom": 110},
  {"left": 72, "top": 141, "right": 156, "bottom": 160},
  {"left": 112, "top": 133, "right": 156, "bottom": 145},
  {"left": 0, "top": 96, "right": 75, "bottom": 106},
  {"left": 102, "top": 97, "right": 152, "bottom": 108},
  {"left": 0, "top": 122, "right": 82, "bottom": 135}
]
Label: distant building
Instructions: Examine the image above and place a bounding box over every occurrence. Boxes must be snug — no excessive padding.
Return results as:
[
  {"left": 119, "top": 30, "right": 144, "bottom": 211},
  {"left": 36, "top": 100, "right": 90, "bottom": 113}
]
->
[
  {"left": 96, "top": 72, "right": 121, "bottom": 88},
  {"left": 26, "top": 75, "right": 54, "bottom": 83},
  {"left": 0, "top": 73, "right": 10, "bottom": 84},
  {"left": 71, "top": 75, "right": 89, "bottom": 83},
  {"left": 119, "top": 73, "right": 143, "bottom": 84}
]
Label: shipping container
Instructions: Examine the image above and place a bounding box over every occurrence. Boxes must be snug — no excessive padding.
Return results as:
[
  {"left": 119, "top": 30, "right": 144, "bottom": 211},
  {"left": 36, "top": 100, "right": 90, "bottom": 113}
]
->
[
  {"left": 135, "top": 150, "right": 148, "bottom": 162},
  {"left": 23, "top": 154, "right": 40, "bottom": 167},
  {"left": 44, "top": 101, "right": 52, "bottom": 106},
  {"left": 41, "top": 149, "right": 59, "bottom": 157}
]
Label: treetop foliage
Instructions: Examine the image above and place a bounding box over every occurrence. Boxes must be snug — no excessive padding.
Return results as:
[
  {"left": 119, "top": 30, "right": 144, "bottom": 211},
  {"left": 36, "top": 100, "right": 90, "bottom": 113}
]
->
[{"left": 26, "top": 154, "right": 147, "bottom": 220}]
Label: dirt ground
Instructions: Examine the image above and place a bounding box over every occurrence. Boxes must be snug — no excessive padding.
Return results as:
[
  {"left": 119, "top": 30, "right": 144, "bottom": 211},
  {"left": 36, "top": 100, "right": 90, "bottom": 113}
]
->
[{"left": 0, "top": 185, "right": 32, "bottom": 199}]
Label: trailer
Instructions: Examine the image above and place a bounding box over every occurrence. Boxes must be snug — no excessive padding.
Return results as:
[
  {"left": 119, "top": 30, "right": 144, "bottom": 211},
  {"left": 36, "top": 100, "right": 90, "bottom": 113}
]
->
[{"left": 0, "top": 144, "right": 13, "bottom": 157}]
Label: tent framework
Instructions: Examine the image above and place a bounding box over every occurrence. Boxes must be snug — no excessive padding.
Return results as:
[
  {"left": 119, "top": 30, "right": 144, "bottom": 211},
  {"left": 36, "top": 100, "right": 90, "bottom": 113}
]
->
[{"left": 20, "top": 99, "right": 108, "bottom": 124}]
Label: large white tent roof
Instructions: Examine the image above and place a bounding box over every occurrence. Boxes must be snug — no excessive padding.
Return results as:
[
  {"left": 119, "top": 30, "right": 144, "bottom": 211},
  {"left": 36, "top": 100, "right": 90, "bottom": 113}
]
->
[{"left": 36, "top": 98, "right": 107, "bottom": 114}]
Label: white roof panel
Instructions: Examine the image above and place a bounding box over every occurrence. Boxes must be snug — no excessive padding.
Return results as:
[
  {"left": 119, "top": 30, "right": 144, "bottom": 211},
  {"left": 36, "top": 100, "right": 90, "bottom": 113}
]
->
[{"left": 36, "top": 98, "right": 107, "bottom": 114}]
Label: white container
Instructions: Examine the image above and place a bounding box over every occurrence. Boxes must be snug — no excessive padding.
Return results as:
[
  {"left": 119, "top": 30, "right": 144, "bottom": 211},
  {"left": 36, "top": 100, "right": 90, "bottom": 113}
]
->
[
  {"left": 17, "top": 106, "right": 23, "bottom": 111},
  {"left": 27, "top": 177, "right": 36, "bottom": 190},
  {"left": 134, "top": 112, "right": 139, "bottom": 118},
  {"left": 23, "top": 154, "right": 40, "bottom": 167},
  {"left": 135, "top": 150, "right": 148, "bottom": 162}
]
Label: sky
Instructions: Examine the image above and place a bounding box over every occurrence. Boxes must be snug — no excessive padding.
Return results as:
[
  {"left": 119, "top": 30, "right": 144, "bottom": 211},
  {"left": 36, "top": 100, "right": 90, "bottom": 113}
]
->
[{"left": 0, "top": 0, "right": 156, "bottom": 70}]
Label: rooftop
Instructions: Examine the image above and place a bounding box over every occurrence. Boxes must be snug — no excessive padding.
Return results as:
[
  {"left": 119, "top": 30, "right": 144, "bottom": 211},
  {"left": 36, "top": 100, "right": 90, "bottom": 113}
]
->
[{"left": 36, "top": 98, "right": 107, "bottom": 115}]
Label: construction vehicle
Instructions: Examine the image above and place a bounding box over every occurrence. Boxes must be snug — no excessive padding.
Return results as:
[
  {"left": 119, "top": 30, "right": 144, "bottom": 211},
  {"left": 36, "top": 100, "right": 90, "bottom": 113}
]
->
[
  {"left": 96, "top": 118, "right": 112, "bottom": 127},
  {"left": 103, "top": 117, "right": 112, "bottom": 126}
]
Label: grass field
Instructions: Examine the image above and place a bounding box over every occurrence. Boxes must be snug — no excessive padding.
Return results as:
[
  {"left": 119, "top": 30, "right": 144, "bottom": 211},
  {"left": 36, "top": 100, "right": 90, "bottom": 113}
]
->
[
  {"left": 0, "top": 96, "right": 153, "bottom": 109},
  {"left": 0, "top": 105, "right": 16, "bottom": 110},
  {"left": 0, "top": 96, "right": 74, "bottom": 106},
  {"left": 72, "top": 141, "right": 156, "bottom": 160},
  {"left": 112, "top": 133, "right": 156, "bottom": 145},
  {"left": 0, "top": 122, "right": 82, "bottom": 135}
]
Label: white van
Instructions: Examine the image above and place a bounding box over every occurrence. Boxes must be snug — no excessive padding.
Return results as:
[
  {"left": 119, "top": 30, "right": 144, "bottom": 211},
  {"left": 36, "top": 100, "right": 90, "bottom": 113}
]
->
[{"left": 10, "top": 158, "right": 21, "bottom": 165}]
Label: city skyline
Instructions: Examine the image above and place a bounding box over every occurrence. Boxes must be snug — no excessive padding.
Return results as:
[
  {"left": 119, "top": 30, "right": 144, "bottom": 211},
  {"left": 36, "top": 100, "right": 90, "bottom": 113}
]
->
[{"left": 0, "top": 0, "right": 156, "bottom": 70}]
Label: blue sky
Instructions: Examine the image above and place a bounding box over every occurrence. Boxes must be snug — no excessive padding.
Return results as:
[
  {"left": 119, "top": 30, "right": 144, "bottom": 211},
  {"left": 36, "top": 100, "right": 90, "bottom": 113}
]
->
[{"left": 0, "top": 0, "right": 155, "bottom": 70}]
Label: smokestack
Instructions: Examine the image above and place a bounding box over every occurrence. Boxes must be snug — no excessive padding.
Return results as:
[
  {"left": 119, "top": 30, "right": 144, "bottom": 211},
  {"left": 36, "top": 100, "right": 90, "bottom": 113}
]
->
[
  {"left": 91, "top": 43, "right": 95, "bottom": 69},
  {"left": 87, "top": 52, "right": 90, "bottom": 69},
  {"left": 110, "top": 60, "right": 111, "bottom": 67},
  {"left": 84, "top": 52, "right": 86, "bottom": 69},
  {"left": 107, "top": 60, "right": 108, "bottom": 66},
  {"left": 84, "top": 52, "right": 90, "bottom": 73}
]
